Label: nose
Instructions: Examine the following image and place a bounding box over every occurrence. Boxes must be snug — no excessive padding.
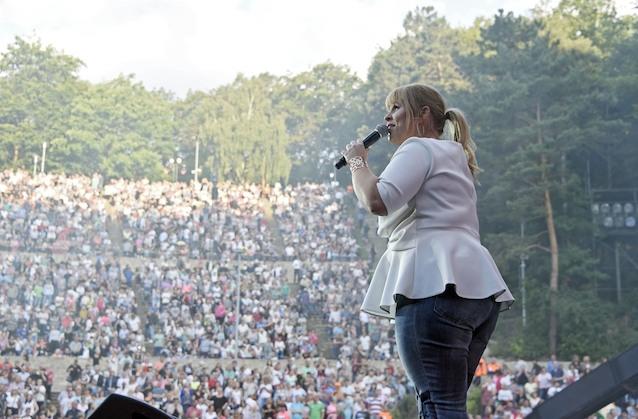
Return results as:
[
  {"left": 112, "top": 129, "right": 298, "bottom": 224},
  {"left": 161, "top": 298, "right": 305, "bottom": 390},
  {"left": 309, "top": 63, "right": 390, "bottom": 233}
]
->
[{"left": 384, "top": 112, "right": 392, "bottom": 122}]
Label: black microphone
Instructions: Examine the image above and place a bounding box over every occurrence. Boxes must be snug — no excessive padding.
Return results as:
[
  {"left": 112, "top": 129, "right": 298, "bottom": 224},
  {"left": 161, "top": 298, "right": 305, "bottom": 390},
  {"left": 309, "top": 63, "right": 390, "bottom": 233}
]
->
[{"left": 335, "top": 124, "right": 389, "bottom": 169}]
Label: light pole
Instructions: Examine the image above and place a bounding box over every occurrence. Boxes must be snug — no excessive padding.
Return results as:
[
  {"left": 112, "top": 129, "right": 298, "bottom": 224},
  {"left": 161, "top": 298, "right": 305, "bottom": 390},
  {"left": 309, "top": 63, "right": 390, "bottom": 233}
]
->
[
  {"left": 176, "top": 156, "right": 182, "bottom": 182},
  {"left": 210, "top": 148, "right": 218, "bottom": 200},
  {"left": 32, "top": 154, "right": 39, "bottom": 178},
  {"left": 40, "top": 142, "right": 47, "bottom": 173},
  {"left": 192, "top": 137, "right": 201, "bottom": 183},
  {"left": 234, "top": 253, "right": 241, "bottom": 360},
  {"left": 168, "top": 158, "right": 176, "bottom": 182},
  {"left": 167, "top": 146, "right": 183, "bottom": 183},
  {"left": 615, "top": 241, "right": 622, "bottom": 303},
  {"left": 520, "top": 220, "right": 528, "bottom": 328}
]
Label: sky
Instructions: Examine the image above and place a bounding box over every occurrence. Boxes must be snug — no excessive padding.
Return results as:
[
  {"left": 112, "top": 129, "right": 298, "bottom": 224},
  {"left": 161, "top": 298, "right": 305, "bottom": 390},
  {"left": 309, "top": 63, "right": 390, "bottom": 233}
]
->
[{"left": 0, "top": 0, "right": 635, "bottom": 97}]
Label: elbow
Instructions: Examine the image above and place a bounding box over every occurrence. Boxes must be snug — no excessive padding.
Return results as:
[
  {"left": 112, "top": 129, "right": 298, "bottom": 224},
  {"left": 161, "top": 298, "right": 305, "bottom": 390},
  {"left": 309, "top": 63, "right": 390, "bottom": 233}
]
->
[{"left": 369, "top": 199, "right": 388, "bottom": 216}]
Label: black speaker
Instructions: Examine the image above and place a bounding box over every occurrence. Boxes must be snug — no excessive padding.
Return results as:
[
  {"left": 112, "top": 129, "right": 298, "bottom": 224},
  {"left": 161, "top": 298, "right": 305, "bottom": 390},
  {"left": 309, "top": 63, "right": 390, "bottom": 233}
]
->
[{"left": 88, "top": 394, "right": 175, "bottom": 419}]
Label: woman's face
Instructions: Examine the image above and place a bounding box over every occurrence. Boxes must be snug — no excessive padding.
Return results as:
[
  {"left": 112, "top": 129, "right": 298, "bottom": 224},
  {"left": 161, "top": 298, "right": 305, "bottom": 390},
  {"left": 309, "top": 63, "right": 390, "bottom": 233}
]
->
[{"left": 385, "top": 101, "right": 415, "bottom": 145}]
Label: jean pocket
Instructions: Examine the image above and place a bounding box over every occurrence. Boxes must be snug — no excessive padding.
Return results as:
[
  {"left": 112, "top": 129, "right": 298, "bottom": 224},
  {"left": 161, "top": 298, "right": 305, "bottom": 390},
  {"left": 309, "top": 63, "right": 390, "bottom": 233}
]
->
[{"left": 433, "top": 291, "right": 493, "bottom": 329}]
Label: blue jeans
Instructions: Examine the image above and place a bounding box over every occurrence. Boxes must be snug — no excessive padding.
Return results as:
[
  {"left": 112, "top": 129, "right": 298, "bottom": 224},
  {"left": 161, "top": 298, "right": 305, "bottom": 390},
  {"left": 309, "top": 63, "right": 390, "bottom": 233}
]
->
[{"left": 394, "top": 286, "right": 501, "bottom": 418}]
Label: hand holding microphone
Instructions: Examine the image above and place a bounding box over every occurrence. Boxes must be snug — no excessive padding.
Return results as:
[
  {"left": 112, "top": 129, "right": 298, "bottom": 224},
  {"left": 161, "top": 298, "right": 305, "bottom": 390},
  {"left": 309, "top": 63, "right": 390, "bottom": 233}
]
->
[{"left": 335, "top": 124, "right": 389, "bottom": 170}]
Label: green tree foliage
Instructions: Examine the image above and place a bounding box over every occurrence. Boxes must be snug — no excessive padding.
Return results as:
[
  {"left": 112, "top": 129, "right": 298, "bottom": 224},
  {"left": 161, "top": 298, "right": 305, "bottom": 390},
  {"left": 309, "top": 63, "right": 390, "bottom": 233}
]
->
[
  {"left": 346, "top": 4, "right": 638, "bottom": 357},
  {"left": 603, "top": 18, "right": 638, "bottom": 188},
  {"left": 0, "top": 37, "right": 175, "bottom": 180},
  {"left": 1, "top": 3, "right": 637, "bottom": 359},
  {"left": 54, "top": 76, "right": 175, "bottom": 180},
  {"left": 460, "top": 7, "right": 635, "bottom": 358},
  {"left": 174, "top": 89, "right": 221, "bottom": 182},
  {"left": 362, "top": 6, "right": 479, "bottom": 170},
  {"left": 206, "top": 74, "right": 291, "bottom": 185},
  {"left": 272, "top": 63, "right": 364, "bottom": 182},
  {"left": 366, "top": 6, "right": 471, "bottom": 105},
  {"left": 534, "top": 0, "right": 632, "bottom": 55},
  {"left": 0, "top": 36, "right": 83, "bottom": 168}
]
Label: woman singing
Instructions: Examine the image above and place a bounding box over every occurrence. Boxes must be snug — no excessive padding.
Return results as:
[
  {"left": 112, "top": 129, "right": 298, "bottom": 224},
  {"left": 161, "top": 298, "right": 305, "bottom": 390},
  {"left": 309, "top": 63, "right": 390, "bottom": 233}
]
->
[{"left": 342, "top": 83, "right": 514, "bottom": 418}]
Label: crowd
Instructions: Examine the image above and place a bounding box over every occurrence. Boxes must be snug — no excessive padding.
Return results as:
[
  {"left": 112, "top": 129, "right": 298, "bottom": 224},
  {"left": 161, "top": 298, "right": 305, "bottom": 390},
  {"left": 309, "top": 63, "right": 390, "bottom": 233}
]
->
[
  {"left": 0, "top": 358, "right": 54, "bottom": 418},
  {"left": 0, "top": 250, "right": 394, "bottom": 363},
  {"left": 272, "top": 183, "right": 360, "bottom": 262},
  {"left": 0, "top": 170, "right": 391, "bottom": 362},
  {"left": 473, "top": 355, "right": 638, "bottom": 418},
  {"left": 2, "top": 352, "right": 636, "bottom": 418},
  {"left": 0, "top": 354, "right": 407, "bottom": 418},
  {"left": 0, "top": 169, "right": 635, "bottom": 418},
  {"left": 0, "top": 171, "right": 278, "bottom": 260},
  {"left": 0, "top": 252, "right": 143, "bottom": 358}
]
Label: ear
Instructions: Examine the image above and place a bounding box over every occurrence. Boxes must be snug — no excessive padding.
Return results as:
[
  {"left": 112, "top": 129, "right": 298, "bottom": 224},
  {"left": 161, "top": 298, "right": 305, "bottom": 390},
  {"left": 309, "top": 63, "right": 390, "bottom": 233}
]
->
[{"left": 419, "top": 106, "right": 430, "bottom": 117}]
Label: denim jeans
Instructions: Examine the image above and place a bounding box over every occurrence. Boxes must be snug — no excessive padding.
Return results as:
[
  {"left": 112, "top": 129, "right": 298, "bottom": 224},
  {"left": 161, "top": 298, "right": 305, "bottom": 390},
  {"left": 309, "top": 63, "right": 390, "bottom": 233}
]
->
[{"left": 394, "top": 286, "right": 501, "bottom": 418}]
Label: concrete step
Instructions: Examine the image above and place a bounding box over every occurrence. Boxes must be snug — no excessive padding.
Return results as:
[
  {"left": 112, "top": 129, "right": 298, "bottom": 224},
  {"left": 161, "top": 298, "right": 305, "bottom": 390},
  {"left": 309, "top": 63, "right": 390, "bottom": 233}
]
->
[
  {"left": 260, "top": 196, "right": 286, "bottom": 254},
  {"left": 306, "top": 313, "right": 334, "bottom": 359}
]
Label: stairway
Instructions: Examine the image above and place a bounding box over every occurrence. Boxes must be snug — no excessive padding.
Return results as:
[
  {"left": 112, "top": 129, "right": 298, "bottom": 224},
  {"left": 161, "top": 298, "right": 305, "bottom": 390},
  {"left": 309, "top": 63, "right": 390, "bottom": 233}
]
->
[
  {"left": 260, "top": 196, "right": 286, "bottom": 254},
  {"left": 104, "top": 202, "right": 125, "bottom": 256},
  {"left": 365, "top": 216, "right": 386, "bottom": 268},
  {"left": 136, "top": 280, "right": 152, "bottom": 354},
  {"left": 49, "top": 391, "right": 60, "bottom": 415},
  {"left": 307, "top": 312, "right": 334, "bottom": 358}
]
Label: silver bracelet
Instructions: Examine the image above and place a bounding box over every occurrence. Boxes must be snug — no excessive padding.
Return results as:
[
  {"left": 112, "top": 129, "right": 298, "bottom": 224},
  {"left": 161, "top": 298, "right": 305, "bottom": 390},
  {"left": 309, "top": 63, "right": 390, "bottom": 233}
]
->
[{"left": 348, "top": 156, "right": 368, "bottom": 174}]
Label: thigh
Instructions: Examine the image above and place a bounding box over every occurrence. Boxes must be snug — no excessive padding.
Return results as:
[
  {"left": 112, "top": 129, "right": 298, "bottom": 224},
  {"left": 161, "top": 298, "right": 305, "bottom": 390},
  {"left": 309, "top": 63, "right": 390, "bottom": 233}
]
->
[
  {"left": 394, "top": 297, "right": 474, "bottom": 417},
  {"left": 466, "top": 302, "right": 501, "bottom": 389}
]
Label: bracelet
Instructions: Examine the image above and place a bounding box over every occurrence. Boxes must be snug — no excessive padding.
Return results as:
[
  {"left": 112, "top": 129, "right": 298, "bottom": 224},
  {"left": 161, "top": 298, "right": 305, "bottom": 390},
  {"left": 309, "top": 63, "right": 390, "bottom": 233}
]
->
[{"left": 348, "top": 156, "right": 368, "bottom": 174}]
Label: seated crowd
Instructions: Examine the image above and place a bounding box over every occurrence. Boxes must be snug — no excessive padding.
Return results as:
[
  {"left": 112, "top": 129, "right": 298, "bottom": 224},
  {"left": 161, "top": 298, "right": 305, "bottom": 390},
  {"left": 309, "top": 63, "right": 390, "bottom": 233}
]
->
[
  {"left": 0, "top": 252, "right": 393, "bottom": 364},
  {"left": 0, "top": 353, "right": 408, "bottom": 418},
  {"left": 0, "top": 170, "right": 635, "bottom": 418},
  {"left": 473, "top": 356, "right": 637, "bottom": 418}
]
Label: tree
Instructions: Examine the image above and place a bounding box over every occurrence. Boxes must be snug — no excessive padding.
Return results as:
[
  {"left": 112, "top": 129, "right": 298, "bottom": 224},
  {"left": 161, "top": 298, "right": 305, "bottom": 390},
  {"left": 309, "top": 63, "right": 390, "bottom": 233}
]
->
[
  {"left": 0, "top": 36, "right": 83, "bottom": 169},
  {"left": 52, "top": 75, "right": 175, "bottom": 180},
  {"left": 533, "top": 0, "right": 632, "bottom": 56},
  {"left": 366, "top": 6, "right": 471, "bottom": 104},
  {"left": 603, "top": 18, "right": 638, "bottom": 189},
  {"left": 272, "top": 63, "right": 364, "bottom": 183},
  {"left": 362, "top": 6, "right": 477, "bottom": 170},
  {"left": 202, "top": 74, "right": 291, "bottom": 185},
  {"left": 462, "top": 10, "right": 622, "bottom": 356}
]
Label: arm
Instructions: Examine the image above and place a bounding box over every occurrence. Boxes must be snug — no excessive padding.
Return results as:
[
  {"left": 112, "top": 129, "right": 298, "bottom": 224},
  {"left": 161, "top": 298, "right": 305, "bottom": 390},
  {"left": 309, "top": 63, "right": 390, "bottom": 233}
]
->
[
  {"left": 343, "top": 139, "right": 430, "bottom": 216},
  {"left": 351, "top": 167, "right": 387, "bottom": 216},
  {"left": 342, "top": 140, "right": 387, "bottom": 216}
]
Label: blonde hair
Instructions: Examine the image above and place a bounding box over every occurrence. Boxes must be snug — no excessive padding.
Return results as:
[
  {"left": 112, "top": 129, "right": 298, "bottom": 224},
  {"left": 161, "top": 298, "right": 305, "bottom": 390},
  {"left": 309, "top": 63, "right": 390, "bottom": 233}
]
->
[{"left": 385, "top": 84, "right": 481, "bottom": 177}]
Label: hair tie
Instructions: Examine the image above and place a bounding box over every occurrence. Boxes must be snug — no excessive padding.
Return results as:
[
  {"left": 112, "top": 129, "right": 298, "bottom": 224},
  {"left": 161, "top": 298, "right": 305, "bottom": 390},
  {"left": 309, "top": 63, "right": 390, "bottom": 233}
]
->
[{"left": 444, "top": 111, "right": 451, "bottom": 120}]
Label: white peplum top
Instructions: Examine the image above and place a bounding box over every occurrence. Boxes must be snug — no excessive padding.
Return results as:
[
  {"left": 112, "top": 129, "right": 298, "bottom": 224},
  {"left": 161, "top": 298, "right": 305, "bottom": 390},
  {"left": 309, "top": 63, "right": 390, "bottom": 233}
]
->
[{"left": 361, "top": 137, "right": 515, "bottom": 319}]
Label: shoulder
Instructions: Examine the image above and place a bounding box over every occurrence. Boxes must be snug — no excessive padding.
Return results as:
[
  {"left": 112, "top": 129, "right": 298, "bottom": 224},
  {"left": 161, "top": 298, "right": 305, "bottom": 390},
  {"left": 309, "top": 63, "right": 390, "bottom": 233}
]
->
[
  {"left": 398, "top": 137, "right": 430, "bottom": 150},
  {"left": 398, "top": 138, "right": 460, "bottom": 154},
  {"left": 392, "top": 138, "right": 432, "bottom": 159}
]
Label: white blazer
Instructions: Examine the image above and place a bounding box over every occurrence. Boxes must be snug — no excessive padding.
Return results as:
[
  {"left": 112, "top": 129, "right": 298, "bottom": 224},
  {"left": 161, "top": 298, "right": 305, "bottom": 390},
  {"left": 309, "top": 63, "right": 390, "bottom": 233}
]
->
[{"left": 361, "top": 137, "right": 514, "bottom": 319}]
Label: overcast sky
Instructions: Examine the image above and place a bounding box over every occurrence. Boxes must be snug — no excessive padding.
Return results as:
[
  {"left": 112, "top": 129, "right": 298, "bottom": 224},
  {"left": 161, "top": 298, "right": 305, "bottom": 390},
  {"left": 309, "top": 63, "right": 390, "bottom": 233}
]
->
[{"left": 0, "top": 0, "right": 635, "bottom": 97}]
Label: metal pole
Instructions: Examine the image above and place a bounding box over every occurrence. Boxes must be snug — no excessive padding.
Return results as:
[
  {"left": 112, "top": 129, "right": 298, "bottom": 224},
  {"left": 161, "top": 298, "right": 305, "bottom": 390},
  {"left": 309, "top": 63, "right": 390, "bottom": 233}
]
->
[
  {"left": 41, "top": 142, "right": 47, "bottom": 173},
  {"left": 521, "top": 256, "right": 527, "bottom": 328},
  {"left": 615, "top": 241, "right": 622, "bottom": 303},
  {"left": 234, "top": 253, "right": 240, "bottom": 360},
  {"left": 210, "top": 150, "right": 217, "bottom": 201},
  {"left": 520, "top": 220, "right": 527, "bottom": 328},
  {"left": 194, "top": 138, "right": 200, "bottom": 183}
]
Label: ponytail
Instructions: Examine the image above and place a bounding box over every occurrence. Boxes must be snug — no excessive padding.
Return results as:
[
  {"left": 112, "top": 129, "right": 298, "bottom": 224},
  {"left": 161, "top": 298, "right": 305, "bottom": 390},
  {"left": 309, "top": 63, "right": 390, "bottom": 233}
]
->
[
  {"left": 444, "top": 108, "right": 481, "bottom": 178},
  {"left": 386, "top": 83, "right": 481, "bottom": 178}
]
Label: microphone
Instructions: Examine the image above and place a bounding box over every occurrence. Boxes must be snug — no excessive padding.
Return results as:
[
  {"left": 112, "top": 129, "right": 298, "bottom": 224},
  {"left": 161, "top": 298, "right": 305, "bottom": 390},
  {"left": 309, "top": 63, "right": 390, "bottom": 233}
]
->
[{"left": 335, "top": 124, "right": 389, "bottom": 169}]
